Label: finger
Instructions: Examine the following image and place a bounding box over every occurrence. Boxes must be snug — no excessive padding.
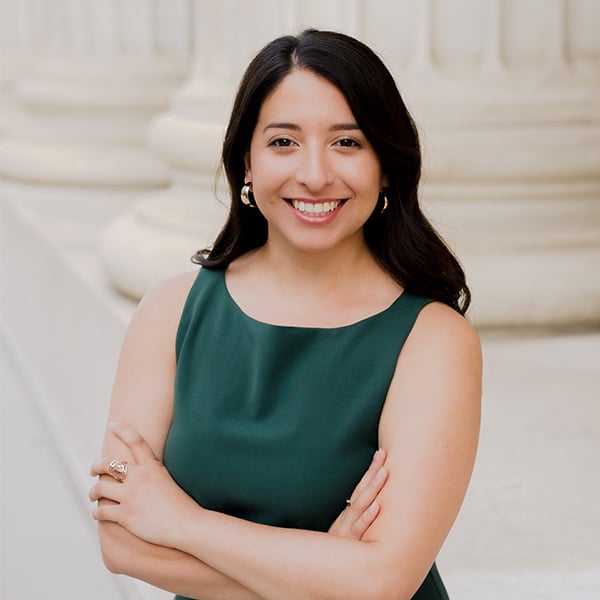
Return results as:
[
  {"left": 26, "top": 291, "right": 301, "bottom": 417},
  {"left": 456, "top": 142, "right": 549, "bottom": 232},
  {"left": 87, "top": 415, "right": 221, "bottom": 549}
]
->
[
  {"left": 356, "top": 466, "right": 388, "bottom": 510},
  {"left": 344, "top": 464, "right": 388, "bottom": 531},
  {"left": 90, "top": 457, "right": 121, "bottom": 477},
  {"left": 349, "top": 501, "right": 380, "bottom": 539},
  {"left": 329, "top": 471, "right": 385, "bottom": 540},
  {"left": 330, "top": 463, "right": 388, "bottom": 539},
  {"left": 90, "top": 457, "right": 130, "bottom": 485},
  {"left": 92, "top": 502, "right": 123, "bottom": 523},
  {"left": 109, "top": 421, "right": 157, "bottom": 464},
  {"left": 348, "top": 448, "right": 386, "bottom": 502},
  {"left": 89, "top": 480, "right": 125, "bottom": 504},
  {"left": 348, "top": 448, "right": 387, "bottom": 504}
]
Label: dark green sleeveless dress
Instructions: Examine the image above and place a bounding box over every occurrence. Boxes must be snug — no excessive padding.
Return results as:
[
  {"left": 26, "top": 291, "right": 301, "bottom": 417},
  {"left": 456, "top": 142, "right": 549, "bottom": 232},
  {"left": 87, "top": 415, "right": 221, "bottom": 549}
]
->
[{"left": 164, "top": 267, "right": 449, "bottom": 599}]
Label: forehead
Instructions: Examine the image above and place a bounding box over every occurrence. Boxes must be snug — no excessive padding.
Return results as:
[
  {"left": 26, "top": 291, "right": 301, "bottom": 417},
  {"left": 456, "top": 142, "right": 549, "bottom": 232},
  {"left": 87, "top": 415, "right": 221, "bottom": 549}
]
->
[{"left": 257, "top": 69, "right": 354, "bottom": 123}]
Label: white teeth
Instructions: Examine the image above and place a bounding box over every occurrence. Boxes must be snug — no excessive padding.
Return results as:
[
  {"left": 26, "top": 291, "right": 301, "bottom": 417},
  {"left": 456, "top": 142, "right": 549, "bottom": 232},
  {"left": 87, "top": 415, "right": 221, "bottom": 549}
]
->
[{"left": 292, "top": 200, "right": 341, "bottom": 216}]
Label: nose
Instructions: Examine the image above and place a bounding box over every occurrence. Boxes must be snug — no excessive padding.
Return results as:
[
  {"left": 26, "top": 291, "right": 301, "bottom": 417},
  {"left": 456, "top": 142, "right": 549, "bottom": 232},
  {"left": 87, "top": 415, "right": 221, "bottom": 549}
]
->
[{"left": 295, "top": 145, "right": 333, "bottom": 191}]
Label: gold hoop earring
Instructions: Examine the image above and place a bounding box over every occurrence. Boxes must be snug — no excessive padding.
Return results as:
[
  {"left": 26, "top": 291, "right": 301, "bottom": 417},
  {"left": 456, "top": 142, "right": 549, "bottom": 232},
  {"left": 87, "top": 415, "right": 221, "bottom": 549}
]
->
[
  {"left": 380, "top": 192, "right": 389, "bottom": 214},
  {"left": 240, "top": 183, "right": 256, "bottom": 208}
]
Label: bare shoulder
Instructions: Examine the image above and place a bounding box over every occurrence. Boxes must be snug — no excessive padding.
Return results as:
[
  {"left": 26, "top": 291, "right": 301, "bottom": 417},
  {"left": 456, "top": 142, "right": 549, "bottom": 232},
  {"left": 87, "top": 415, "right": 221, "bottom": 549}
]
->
[
  {"left": 135, "top": 270, "right": 198, "bottom": 321},
  {"left": 405, "top": 301, "right": 481, "bottom": 365},
  {"left": 118, "top": 269, "right": 198, "bottom": 362},
  {"left": 385, "top": 300, "right": 482, "bottom": 421}
]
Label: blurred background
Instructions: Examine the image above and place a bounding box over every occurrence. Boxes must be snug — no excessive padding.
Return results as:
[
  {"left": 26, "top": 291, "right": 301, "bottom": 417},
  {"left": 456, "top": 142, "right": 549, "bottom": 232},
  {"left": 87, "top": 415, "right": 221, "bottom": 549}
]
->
[{"left": 1, "top": 1, "right": 598, "bottom": 598}]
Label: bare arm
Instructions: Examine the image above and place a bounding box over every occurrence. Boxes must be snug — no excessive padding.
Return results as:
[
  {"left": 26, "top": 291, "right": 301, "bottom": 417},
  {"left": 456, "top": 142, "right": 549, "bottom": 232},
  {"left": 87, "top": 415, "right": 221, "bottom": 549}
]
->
[
  {"left": 94, "top": 272, "right": 388, "bottom": 600},
  {"left": 93, "top": 301, "right": 482, "bottom": 600},
  {"left": 94, "top": 272, "right": 265, "bottom": 599}
]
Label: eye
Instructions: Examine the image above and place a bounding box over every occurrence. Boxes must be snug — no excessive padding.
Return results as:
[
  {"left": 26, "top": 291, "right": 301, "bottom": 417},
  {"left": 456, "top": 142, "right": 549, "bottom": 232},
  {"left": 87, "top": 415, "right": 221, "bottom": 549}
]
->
[
  {"left": 269, "top": 137, "right": 295, "bottom": 148},
  {"left": 334, "top": 137, "right": 362, "bottom": 148}
]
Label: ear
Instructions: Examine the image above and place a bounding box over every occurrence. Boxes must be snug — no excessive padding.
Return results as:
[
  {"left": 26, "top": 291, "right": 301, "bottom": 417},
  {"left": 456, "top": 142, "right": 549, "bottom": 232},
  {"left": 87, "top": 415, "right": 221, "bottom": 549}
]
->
[
  {"left": 244, "top": 152, "right": 252, "bottom": 182},
  {"left": 381, "top": 173, "right": 389, "bottom": 188}
]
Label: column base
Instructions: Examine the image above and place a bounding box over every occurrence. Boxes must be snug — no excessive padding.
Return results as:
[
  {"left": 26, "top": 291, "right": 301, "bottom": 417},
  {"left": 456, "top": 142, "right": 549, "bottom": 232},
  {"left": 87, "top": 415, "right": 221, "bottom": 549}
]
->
[
  {"left": 424, "top": 181, "right": 600, "bottom": 328},
  {"left": 100, "top": 187, "right": 228, "bottom": 299}
]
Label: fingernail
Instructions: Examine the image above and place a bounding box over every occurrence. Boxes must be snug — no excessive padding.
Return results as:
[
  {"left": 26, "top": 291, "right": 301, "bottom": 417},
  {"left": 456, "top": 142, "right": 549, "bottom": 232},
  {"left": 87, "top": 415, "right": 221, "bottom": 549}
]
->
[{"left": 376, "top": 467, "right": 387, "bottom": 481}]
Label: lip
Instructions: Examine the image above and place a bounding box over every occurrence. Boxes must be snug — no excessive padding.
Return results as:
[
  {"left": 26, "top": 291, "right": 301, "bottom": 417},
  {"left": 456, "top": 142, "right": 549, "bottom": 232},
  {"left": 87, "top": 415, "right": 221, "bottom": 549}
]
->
[{"left": 288, "top": 198, "right": 344, "bottom": 203}]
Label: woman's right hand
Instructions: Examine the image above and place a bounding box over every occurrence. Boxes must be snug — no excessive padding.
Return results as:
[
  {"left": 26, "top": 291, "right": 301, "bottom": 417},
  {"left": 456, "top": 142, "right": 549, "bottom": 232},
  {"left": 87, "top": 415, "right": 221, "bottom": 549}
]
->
[{"left": 328, "top": 449, "right": 388, "bottom": 540}]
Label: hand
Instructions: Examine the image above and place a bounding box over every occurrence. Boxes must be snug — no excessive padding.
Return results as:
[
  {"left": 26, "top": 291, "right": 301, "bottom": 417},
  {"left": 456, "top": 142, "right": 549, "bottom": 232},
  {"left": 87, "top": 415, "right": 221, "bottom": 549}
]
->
[
  {"left": 328, "top": 449, "right": 388, "bottom": 539},
  {"left": 89, "top": 422, "right": 200, "bottom": 548},
  {"left": 91, "top": 423, "right": 387, "bottom": 547}
]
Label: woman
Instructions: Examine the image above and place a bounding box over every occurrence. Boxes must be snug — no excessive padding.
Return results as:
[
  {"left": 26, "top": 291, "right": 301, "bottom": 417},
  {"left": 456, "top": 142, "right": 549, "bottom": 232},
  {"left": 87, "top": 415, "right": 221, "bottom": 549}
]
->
[{"left": 90, "top": 29, "right": 481, "bottom": 600}]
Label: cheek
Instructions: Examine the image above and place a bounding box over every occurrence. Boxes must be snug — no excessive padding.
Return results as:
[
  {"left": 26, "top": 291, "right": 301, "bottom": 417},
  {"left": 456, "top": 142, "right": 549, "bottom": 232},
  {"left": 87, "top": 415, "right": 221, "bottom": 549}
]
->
[
  {"left": 251, "top": 158, "right": 293, "bottom": 194},
  {"left": 344, "top": 161, "right": 382, "bottom": 195}
]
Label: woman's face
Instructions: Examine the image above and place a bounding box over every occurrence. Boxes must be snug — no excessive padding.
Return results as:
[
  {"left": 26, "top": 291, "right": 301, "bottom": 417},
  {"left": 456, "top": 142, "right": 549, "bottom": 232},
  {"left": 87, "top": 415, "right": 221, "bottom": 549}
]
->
[{"left": 245, "top": 69, "right": 386, "bottom": 255}]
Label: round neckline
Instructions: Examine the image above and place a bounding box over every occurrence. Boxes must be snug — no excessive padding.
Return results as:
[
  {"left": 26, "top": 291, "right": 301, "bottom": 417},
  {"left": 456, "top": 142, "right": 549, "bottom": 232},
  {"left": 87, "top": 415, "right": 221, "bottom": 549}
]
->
[{"left": 219, "top": 268, "right": 407, "bottom": 332}]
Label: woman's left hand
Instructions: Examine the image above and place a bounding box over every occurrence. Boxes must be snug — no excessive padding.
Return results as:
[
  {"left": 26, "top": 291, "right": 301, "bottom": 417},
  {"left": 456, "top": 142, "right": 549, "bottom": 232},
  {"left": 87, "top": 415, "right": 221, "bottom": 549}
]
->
[{"left": 89, "top": 422, "right": 199, "bottom": 548}]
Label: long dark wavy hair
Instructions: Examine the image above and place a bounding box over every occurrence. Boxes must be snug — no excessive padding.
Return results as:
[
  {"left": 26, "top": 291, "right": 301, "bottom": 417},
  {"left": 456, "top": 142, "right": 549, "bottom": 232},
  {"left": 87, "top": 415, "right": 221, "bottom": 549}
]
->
[{"left": 194, "top": 29, "right": 471, "bottom": 314}]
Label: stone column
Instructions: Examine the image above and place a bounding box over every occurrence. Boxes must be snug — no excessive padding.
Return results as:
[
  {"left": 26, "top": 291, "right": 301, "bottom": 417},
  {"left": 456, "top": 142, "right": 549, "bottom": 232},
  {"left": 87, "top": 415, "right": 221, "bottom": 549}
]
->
[
  {"left": 99, "top": 1, "right": 231, "bottom": 298},
  {"left": 0, "top": 0, "right": 192, "bottom": 193},
  {"left": 368, "top": 0, "right": 600, "bottom": 327}
]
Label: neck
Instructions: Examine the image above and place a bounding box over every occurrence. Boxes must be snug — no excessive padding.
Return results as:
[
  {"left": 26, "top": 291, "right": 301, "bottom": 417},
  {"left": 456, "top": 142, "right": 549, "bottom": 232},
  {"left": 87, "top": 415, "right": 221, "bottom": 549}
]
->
[
  {"left": 256, "top": 236, "right": 377, "bottom": 294},
  {"left": 226, "top": 233, "right": 401, "bottom": 328}
]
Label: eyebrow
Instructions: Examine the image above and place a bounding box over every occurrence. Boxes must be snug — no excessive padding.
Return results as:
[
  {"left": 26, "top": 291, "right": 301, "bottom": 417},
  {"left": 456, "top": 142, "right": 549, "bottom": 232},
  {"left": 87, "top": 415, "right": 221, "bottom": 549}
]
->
[{"left": 262, "top": 122, "right": 361, "bottom": 133}]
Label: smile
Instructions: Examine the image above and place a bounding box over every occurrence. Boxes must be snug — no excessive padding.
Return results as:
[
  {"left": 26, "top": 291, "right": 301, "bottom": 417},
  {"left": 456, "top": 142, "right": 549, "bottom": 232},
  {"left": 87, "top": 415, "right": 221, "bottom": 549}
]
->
[{"left": 289, "top": 199, "right": 344, "bottom": 217}]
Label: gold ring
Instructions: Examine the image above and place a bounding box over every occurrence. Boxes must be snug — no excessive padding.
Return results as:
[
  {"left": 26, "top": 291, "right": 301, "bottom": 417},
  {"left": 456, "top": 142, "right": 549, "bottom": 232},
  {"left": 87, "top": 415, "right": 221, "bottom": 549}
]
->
[
  {"left": 108, "top": 460, "right": 128, "bottom": 483},
  {"left": 345, "top": 499, "right": 352, "bottom": 508}
]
